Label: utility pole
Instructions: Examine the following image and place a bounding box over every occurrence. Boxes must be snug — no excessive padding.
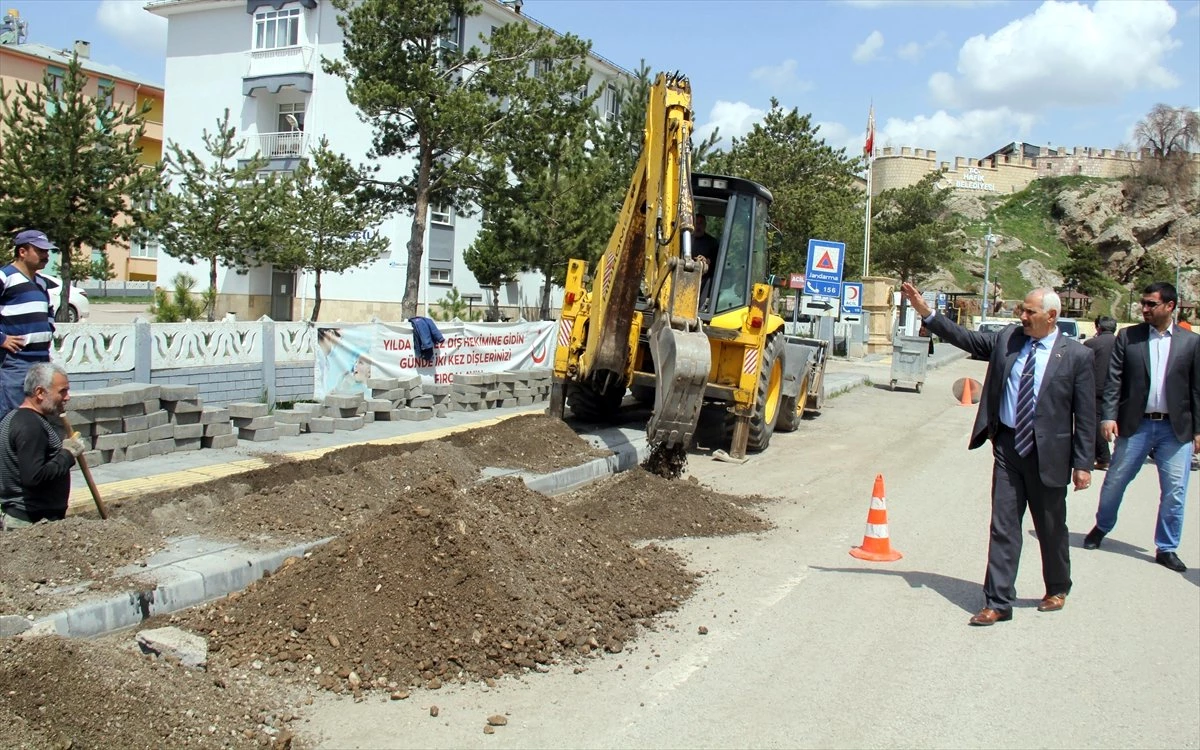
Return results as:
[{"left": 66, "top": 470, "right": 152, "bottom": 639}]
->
[{"left": 982, "top": 227, "right": 995, "bottom": 323}]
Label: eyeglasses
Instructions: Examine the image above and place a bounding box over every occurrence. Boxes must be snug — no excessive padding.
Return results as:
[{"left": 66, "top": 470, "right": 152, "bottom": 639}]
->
[{"left": 1140, "top": 300, "right": 1163, "bottom": 309}]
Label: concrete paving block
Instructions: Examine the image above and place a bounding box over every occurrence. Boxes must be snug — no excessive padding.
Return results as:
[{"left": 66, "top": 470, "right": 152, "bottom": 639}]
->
[
  {"left": 276, "top": 422, "right": 302, "bottom": 437},
  {"left": 513, "top": 386, "right": 533, "bottom": 397},
  {"left": 201, "top": 433, "right": 239, "bottom": 449},
  {"left": 63, "top": 592, "right": 145, "bottom": 637},
  {"left": 148, "top": 423, "right": 175, "bottom": 441},
  {"left": 227, "top": 402, "right": 268, "bottom": 419},
  {"left": 101, "top": 447, "right": 126, "bottom": 464},
  {"left": 433, "top": 404, "right": 449, "bottom": 418},
  {"left": 123, "top": 414, "right": 149, "bottom": 432},
  {"left": 171, "top": 410, "right": 202, "bottom": 425},
  {"left": 451, "top": 392, "right": 482, "bottom": 404},
  {"left": 424, "top": 383, "right": 451, "bottom": 396},
  {"left": 272, "top": 409, "right": 309, "bottom": 426},
  {"left": 146, "top": 410, "right": 170, "bottom": 428},
  {"left": 453, "top": 372, "right": 488, "bottom": 386},
  {"left": 64, "top": 409, "right": 92, "bottom": 426},
  {"left": 394, "top": 407, "right": 433, "bottom": 421},
  {"left": 66, "top": 394, "right": 95, "bottom": 411},
  {"left": 325, "top": 405, "right": 360, "bottom": 418},
  {"left": 323, "top": 393, "right": 364, "bottom": 409},
  {"left": 137, "top": 626, "right": 208, "bottom": 668},
  {"left": 158, "top": 384, "right": 198, "bottom": 400},
  {"left": 238, "top": 427, "right": 278, "bottom": 442},
  {"left": 141, "top": 399, "right": 160, "bottom": 416},
  {"left": 483, "top": 390, "right": 502, "bottom": 401},
  {"left": 374, "top": 410, "right": 404, "bottom": 421},
  {"left": 203, "top": 423, "right": 234, "bottom": 437},
  {"left": 366, "top": 398, "right": 393, "bottom": 412},
  {"left": 404, "top": 385, "right": 424, "bottom": 399},
  {"left": 517, "top": 396, "right": 535, "bottom": 406},
  {"left": 292, "top": 402, "right": 325, "bottom": 415},
  {"left": 497, "top": 372, "right": 519, "bottom": 384},
  {"left": 306, "top": 416, "right": 335, "bottom": 433},
  {"left": 0, "top": 614, "right": 31, "bottom": 636},
  {"left": 93, "top": 419, "right": 123, "bottom": 436},
  {"left": 200, "top": 407, "right": 230, "bottom": 424},
  {"left": 126, "top": 429, "right": 150, "bottom": 446},
  {"left": 150, "top": 438, "right": 176, "bottom": 456},
  {"left": 174, "top": 423, "right": 203, "bottom": 439},
  {"left": 332, "top": 416, "right": 364, "bottom": 431},
  {"left": 92, "top": 406, "right": 123, "bottom": 421},
  {"left": 166, "top": 399, "right": 203, "bottom": 415},
  {"left": 121, "top": 402, "right": 147, "bottom": 417},
  {"left": 89, "top": 392, "right": 123, "bottom": 409},
  {"left": 366, "top": 377, "right": 400, "bottom": 390},
  {"left": 174, "top": 437, "right": 202, "bottom": 451},
  {"left": 408, "top": 394, "right": 435, "bottom": 408},
  {"left": 396, "top": 373, "right": 422, "bottom": 389},
  {"left": 451, "top": 383, "right": 484, "bottom": 396},
  {"left": 142, "top": 566, "right": 206, "bottom": 616},
  {"left": 232, "top": 415, "right": 275, "bottom": 430},
  {"left": 93, "top": 433, "right": 129, "bottom": 450},
  {"left": 374, "top": 388, "right": 405, "bottom": 402},
  {"left": 80, "top": 450, "right": 104, "bottom": 466},
  {"left": 363, "top": 412, "right": 375, "bottom": 424},
  {"left": 125, "top": 442, "right": 154, "bottom": 461}
]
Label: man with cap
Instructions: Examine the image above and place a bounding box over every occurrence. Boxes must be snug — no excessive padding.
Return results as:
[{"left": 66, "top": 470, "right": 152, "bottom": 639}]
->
[{"left": 0, "top": 230, "right": 58, "bottom": 416}]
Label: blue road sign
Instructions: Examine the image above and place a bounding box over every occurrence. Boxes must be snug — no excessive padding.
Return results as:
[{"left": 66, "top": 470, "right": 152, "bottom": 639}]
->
[
  {"left": 842, "top": 282, "right": 863, "bottom": 314},
  {"left": 805, "top": 239, "right": 845, "bottom": 298},
  {"left": 936, "top": 292, "right": 947, "bottom": 310}
]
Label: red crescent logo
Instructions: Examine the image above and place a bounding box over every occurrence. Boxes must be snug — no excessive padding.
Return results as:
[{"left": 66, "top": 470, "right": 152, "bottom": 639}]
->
[{"left": 531, "top": 342, "right": 547, "bottom": 364}]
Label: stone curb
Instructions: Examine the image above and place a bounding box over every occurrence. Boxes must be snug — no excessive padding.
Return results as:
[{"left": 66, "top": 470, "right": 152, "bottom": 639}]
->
[{"left": 18, "top": 430, "right": 649, "bottom": 640}]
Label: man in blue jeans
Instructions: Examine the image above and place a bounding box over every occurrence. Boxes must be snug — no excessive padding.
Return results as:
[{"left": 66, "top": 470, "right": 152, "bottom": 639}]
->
[
  {"left": 0, "top": 230, "right": 58, "bottom": 416},
  {"left": 1083, "top": 282, "right": 1200, "bottom": 572}
]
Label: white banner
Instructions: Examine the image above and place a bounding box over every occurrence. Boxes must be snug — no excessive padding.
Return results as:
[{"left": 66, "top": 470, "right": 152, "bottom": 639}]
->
[{"left": 314, "top": 320, "right": 556, "bottom": 399}]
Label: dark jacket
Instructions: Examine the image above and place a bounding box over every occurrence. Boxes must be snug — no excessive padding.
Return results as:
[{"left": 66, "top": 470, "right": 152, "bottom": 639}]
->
[
  {"left": 410, "top": 316, "right": 444, "bottom": 361},
  {"left": 925, "top": 313, "right": 1096, "bottom": 487},
  {"left": 0, "top": 407, "right": 74, "bottom": 518},
  {"left": 1083, "top": 330, "right": 1117, "bottom": 400},
  {"left": 1101, "top": 323, "right": 1200, "bottom": 444}
]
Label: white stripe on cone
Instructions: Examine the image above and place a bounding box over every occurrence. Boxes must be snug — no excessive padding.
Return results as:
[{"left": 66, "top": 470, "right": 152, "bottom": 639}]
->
[
  {"left": 870, "top": 497, "right": 887, "bottom": 510},
  {"left": 865, "top": 523, "right": 890, "bottom": 538}
]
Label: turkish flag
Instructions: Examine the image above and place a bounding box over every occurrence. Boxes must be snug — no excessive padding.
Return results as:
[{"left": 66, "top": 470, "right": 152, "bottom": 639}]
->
[{"left": 864, "top": 105, "right": 875, "bottom": 159}]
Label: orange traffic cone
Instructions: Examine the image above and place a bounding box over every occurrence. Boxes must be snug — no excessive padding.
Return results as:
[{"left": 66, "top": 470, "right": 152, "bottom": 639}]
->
[
  {"left": 953, "top": 377, "right": 980, "bottom": 407},
  {"left": 850, "top": 474, "right": 903, "bottom": 562},
  {"left": 959, "top": 378, "right": 973, "bottom": 406}
]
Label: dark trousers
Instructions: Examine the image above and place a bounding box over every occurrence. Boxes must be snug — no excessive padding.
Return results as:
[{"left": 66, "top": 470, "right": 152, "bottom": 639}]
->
[
  {"left": 1094, "top": 399, "right": 1111, "bottom": 465},
  {"left": 986, "top": 427, "right": 1072, "bottom": 610}
]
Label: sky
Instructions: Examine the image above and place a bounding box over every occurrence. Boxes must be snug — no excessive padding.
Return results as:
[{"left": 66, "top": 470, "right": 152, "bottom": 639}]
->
[{"left": 6, "top": 0, "right": 1200, "bottom": 161}]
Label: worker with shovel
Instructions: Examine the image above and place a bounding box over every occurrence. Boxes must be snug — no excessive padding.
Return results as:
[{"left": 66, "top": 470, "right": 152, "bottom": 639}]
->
[{"left": 0, "top": 362, "right": 86, "bottom": 529}]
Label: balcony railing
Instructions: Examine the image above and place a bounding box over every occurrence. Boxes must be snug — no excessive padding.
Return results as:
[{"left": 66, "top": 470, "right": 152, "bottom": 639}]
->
[
  {"left": 246, "top": 131, "right": 309, "bottom": 160},
  {"left": 245, "top": 45, "right": 315, "bottom": 79}
]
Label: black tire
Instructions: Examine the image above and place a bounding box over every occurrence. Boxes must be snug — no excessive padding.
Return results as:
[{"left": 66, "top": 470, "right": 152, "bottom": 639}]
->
[
  {"left": 566, "top": 380, "right": 626, "bottom": 423},
  {"left": 726, "top": 333, "right": 785, "bottom": 452},
  {"left": 67, "top": 305, "right": 79, "bottom": 323},
  {"left": 775, "top": 368, "right": 811, "bottom": 433}
]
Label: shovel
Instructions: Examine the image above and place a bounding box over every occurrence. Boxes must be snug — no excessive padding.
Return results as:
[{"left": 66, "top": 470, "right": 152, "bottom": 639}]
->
[{"left": 61, "top": 415, "right": 108, "bottom": 520}]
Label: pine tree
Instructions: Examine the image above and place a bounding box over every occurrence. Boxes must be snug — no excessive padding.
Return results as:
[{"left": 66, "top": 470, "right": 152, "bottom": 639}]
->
[
  {"left": 325, "top": 0, "right": 592, "bottom": 318},
  {"left": 267, "top": 139, "right": 390, "bottom": 322},
  {"left": 1059, "top": 243, "right": 1108, "bottom": 297},
  {"left": 871, "top": 172, "right": 958, "bottom": 283},
  {"left": 158, "top": 110, "right": 286, "bottom": 320},
  {"left": 0, "top": 54, "right": 161, "bottom": 320}
]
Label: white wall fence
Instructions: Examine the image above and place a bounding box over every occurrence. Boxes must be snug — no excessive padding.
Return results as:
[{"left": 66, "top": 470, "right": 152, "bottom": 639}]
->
[{"left": 53, "top": 319, "right": 316, "bottom": 406}]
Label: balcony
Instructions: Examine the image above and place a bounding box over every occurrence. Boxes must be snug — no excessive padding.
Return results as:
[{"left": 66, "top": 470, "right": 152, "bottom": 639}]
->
[
  {"left": 243, "top": 46, "right": 315, "bottom": 96},
  {"left": 240, "top": 131, "right": 309, "bottom": 171}
]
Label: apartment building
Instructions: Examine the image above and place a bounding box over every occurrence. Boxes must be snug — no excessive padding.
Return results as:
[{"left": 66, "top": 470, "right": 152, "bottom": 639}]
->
[
  {"left": 0, "top": 10, "right": 165, "bottom": 281},
  {"left": 148, "top": 0, "right": 628, "bottom": 321}
]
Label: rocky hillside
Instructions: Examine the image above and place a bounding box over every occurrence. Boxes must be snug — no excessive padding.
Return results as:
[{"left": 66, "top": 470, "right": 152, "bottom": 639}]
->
[{"left": 928, "top": 175, "right": 1199, "bottom": 316}]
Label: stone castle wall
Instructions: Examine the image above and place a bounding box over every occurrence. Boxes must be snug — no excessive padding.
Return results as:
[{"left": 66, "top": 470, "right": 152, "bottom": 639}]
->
[{"left": 870, "top": 144, "right": 1200, "bottom": 197}]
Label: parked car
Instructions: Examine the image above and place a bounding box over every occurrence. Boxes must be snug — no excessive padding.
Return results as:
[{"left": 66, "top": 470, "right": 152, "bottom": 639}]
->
[
  {"left": 1056, "top": 317, "right": 1084, "bottom": 340},
  {"left": 41, "top": 275, "right": 89, "bottom": 322},
  {"left": 970, "top": 320, "right": 1012, "bottom": 359}
]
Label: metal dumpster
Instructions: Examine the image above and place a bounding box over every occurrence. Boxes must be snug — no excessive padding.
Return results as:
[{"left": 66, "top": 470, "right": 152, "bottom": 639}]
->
[{"left": 890, "top": 335, "right": 930, "bottom": 392}]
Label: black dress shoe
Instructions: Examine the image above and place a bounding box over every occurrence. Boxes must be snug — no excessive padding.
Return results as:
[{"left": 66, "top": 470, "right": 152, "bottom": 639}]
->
[
  {"left": 1155, "top": 551, "right": 1187, "bottom": 572},
  {"left": 1083, "top": 527, "right": 1106, "bottom": 550}
]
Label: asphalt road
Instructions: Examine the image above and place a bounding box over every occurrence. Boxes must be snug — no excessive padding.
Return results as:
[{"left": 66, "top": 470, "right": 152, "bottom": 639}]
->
[
  {"left": 300, "top": 356, "right": 1200, "bottom": 748},
  {"left": 84, "top": 302, "right": 152, "bottom": 324}
]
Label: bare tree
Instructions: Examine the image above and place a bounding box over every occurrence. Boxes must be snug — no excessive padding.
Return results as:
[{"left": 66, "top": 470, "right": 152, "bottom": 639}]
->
[{"left": 1132, "top": 104, "right": 1199, "bottom": 198}]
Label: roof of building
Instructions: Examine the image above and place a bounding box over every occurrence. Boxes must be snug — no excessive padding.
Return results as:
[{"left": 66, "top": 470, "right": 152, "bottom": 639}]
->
[
  {"left": 982, "top": 141, "right": 1043, "bottom": 163},
  {"left": 0, "top": 42, "right": 164, "bottom": 90}
]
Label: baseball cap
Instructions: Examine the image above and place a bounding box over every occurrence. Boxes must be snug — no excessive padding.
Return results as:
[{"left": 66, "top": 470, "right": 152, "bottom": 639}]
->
[{"left": 13, "top": 229, "right": 57, "bottom": 251}]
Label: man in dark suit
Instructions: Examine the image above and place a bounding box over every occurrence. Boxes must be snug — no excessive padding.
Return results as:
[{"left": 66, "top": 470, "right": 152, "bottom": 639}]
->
[
  {"left": 1083, "top": 282, "right": 1200, "bottom": 573},
  {"left": 901, "top": 282, "right": 1094, "bottom": 626},
  {"left": 1084, "top": 316, "right": 1119, "bottom": 469}
]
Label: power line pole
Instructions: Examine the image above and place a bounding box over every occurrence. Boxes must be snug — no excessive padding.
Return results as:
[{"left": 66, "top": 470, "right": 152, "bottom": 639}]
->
[{"left": 982, "top": 227, "right": 995, "bottom": 323}]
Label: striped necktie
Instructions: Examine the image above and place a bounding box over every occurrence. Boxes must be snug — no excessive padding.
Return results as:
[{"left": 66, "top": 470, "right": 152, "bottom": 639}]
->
[{"left": 1013, "top": 341, "right": 1039, "bottom": 457}]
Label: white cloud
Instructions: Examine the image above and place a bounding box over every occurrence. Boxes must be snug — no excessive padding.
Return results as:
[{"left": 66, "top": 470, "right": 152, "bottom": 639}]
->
[
  {"left": 874, "top": 107, "right": 1039, "bottom": 160},
  {"left": 750, "top": 59, "right": 814, "bottom": 93},
  {"left": 897, "top": 32, "right": 947, "bottom": 62},
  {"left": 853, "top": 30, "right": 885, "bottom": 63},
  {"left": 694, "top": 100, "right": 767, "bottom": 149},
  {"left": 96, "top": 0, "right": 168, "bottom": 56},
  {"left": 929, "top": 0, "right": 1180, "bottom": 111}
]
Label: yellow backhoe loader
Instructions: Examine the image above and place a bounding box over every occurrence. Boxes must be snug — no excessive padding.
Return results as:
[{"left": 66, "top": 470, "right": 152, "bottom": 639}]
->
[{"left": 547, "top": 72, "right": 827, "bottom": 470}]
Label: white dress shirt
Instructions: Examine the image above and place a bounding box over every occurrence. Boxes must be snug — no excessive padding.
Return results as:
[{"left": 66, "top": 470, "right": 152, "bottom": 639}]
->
[{"left": 1145, "top": 326, "right": 1173, "bottom": 414}]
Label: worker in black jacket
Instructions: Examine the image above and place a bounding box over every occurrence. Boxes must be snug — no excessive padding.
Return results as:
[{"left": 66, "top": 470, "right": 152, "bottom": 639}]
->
[
  {"left": 1084, "top": 316, "right": 1119, "bottom": 469},
  {"left": 0, "top": 362, "right": 85, "bottom": 529}
]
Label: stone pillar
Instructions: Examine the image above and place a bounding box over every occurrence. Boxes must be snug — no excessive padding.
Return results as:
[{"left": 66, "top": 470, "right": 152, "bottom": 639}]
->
[{"left": 862, "top": 275, "right": 897, "bottom": 354}]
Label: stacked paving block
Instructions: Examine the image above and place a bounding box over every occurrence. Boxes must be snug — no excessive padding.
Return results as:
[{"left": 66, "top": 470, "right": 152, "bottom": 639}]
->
[
  {"left": 323, "top": 393, "right": 366, "bottom": 432},
  {"left": 227, "top": 402, "right": 280, "bottom": 442},
  {"left": 201, "top": 406, "right": 236, "bottom": 449},
  {"left": 160, "top": 385, "right": 205, "bottom": 453}
]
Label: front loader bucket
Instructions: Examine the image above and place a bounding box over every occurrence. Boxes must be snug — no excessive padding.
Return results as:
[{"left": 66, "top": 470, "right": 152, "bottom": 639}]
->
[{"left": 646, "top": 318, "right": 711, "bottom": 450}]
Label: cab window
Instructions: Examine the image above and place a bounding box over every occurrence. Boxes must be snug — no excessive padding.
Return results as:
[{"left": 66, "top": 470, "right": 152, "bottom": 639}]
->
[{"left": 715, "top": 195, "right": 753, "bottom": 313}]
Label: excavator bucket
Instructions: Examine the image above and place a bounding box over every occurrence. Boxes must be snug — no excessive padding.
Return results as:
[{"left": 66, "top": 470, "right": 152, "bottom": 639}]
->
[{"left": 646, "top": 316, "right": 711, "bottom": 450}]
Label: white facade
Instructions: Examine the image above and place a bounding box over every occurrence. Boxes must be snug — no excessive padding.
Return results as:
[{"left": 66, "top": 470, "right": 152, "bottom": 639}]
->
[{"left": 148, "top": 0, "right": 629, "bottom": 321}]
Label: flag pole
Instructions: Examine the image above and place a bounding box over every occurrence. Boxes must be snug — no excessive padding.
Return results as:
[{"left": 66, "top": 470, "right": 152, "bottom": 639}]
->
[{"left": 862, "top": 104, "right": 874, "bottom": 278}]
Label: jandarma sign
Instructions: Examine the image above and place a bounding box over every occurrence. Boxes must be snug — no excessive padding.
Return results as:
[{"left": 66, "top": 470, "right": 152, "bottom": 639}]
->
[{"left": 954, "top": 166, "right": 996, "bottom": 192}]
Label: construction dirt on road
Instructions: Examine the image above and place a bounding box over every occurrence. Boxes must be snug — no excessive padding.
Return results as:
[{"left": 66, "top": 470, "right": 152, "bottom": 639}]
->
[{"left": 0, "top": 413, "right": 773, "bottom": 749}]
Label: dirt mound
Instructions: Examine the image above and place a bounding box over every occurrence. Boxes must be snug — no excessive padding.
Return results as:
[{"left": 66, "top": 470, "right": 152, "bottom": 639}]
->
[
  {"left": 445, "top": 413, "right": 610, "bottom": 472},
  {"left": 0, "top": 635, "right": 300, "bottom": 749},
  {"left": 0, "top": 516, "right": 160, "bottom": 613},
  {"left": 179, "top": 474, "right": 696, "bottom": 695},
  {"left": 561, "top": 468, "right": 771, "bottom": 540}
]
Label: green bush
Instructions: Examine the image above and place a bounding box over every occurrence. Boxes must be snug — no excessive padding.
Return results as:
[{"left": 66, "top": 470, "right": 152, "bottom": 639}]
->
[{"left": 152, "top": 273, "right": 217, "bottom": 322}]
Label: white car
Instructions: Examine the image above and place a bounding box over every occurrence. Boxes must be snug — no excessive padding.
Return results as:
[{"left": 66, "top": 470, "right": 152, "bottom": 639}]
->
[{"left": 41, "top": 275, "right": 90, "bottom": 322}]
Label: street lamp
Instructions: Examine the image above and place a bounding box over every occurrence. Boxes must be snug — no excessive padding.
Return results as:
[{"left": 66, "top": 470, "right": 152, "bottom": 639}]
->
[{"left": 982, "top": 227, "right": 995, "bottom": 323}]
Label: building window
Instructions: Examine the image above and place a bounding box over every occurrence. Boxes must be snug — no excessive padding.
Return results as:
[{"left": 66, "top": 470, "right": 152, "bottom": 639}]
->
[
  {"left": 604, "top": 83, "right": 620, "bottom": 123},
  {"left": 130, "top": 234, "right": 159, "bottom": 259},
  {"left": 430, "top": 267, "right": 451, "bottom": 284},
  {"left": 574, "top": 80, "right": 588, "bottom": 102},
  {"left": 46, "top": 66, "right": 65, "bottom": 96},
  {"left": 430, "top": 204, "right": 453, "bottom": 226},
  {"left": 534, "top": 58, "right": 552, "bottom": 78},
  {"left": 439, "top": 13, "right": 462, "bottom": 53},
  {"left": 253, "top": 6, "right": 301, "bottom": 50},
  {"left": 98, "top": 79, "right": 114, "bottom": 109},
  {"left": 277, "top": 102, "right": 305, "bottom": 132}
]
